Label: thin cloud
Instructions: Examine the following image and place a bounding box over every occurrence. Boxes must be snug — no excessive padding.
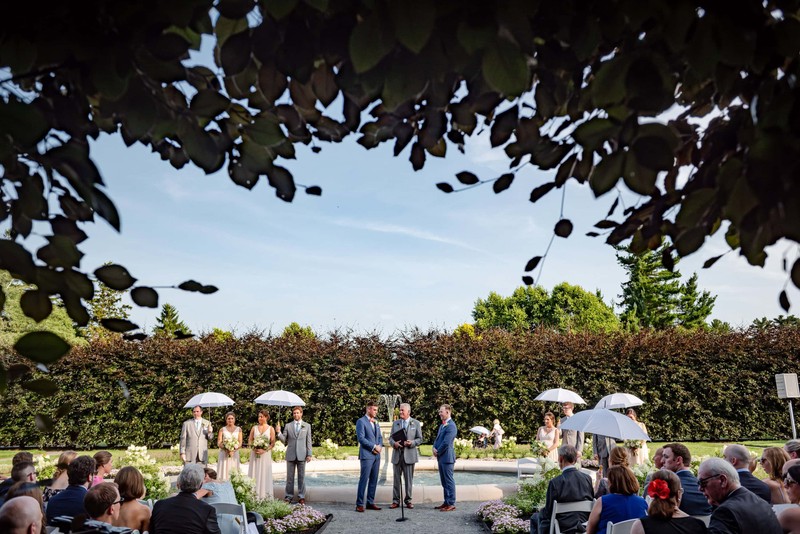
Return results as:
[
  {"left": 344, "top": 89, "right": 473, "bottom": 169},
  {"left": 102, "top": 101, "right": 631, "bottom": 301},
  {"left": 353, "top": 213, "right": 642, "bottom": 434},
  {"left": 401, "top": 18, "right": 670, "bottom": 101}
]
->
[{"left": 331, "top": 217, "right": 487, "bottom": 253}]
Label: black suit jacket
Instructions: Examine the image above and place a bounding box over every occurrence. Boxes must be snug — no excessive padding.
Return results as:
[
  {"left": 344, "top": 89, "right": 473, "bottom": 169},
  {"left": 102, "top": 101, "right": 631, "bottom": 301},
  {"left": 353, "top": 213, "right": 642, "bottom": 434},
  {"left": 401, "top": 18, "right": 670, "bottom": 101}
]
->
[
  {"left": 709, "top": 486, "right": 782, "bottom": 534},
  {"left": 150, "top": 492, "right": 221, "bottom": 534},
  {"left": 676, "top": 469, "right": 712, "bottom": 516},
  {"left": 736, "top": 469, "right": 771, "bottom": 503},
  {"left": 539, "top": 466, "right": 594, "bottom": 534}
]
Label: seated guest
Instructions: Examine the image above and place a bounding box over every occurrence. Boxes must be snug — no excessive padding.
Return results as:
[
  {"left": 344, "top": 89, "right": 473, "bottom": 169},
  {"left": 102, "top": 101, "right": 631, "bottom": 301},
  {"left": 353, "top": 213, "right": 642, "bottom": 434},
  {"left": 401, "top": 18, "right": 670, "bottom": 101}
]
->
[
  {"left": 760, "top": 446, "right": 791, "bottom": 504},
  {"left": 0, "top": 495, "right": 43, "bottom": 534},
  {"left": 84, "top": 482, "right": 122, "bottom": 525},
  {"left": 92, "top": 451, "right": 113, "bottom": 486},
  {"left": 150, "top": 463, "right": 221, "bottom": 534},
  {"left": 661, "top": 443, "right": 712, "bottom": 516},
  {"left": 6, "top": 482, "right": 46, "bottom": 534},
  {"left": 533, "top": 444, "right": 594, "bottom": 534},
  {"left": 697, "top": 457, "right": 781, "bottom": 533},
  {"left": 43, "top": 451, "right": 77, "bottom": 505},
  {"left": 642, "top": 448, "right": 664, "bottom": 490},
  {"left": 723, "top": 444, "right": 770, "bottom": 502},
  {"left": 786, "top": 440, "right": 800, "bottom": 460},
  {"left": 196, "top": 468, "right": 238, "bottom": 534},
  {"left": 0, "top": 452, "right": 34, "bottom": 499},
  {"left": 785, "top": 460, "right": 800, "bottom": 503},
  {"left": 45, "top": 455, "right": 95, "bottom": 525},
  {"left": 113, "top": 466, "right": 151, "bottom": 534},
  {"left": 595, "top": 446, "right": 630, "bottom": 497},
  {"left": 779, "top": 464, "right": 800, "bottom": 533},
  {"left": 630, "top": 469, "right": 707, "bottom": 534},
  {"left": 0, "top": 463, "right": 37, "bottom": 507},
  {"left": 586, "top": 466, "right": 647, "bottom": 534}
]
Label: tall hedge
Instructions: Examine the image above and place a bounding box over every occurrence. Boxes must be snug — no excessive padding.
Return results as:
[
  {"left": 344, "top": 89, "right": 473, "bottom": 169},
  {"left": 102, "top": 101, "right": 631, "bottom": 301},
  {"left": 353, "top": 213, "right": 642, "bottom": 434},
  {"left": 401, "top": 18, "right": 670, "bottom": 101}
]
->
[{"left": 1, "top": 328, "right": 798, "bottom": 448}]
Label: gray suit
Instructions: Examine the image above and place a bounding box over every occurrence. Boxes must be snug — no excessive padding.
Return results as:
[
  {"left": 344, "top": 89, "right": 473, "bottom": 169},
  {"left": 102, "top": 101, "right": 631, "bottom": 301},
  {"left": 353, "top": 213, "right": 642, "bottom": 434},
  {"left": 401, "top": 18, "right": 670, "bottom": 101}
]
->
[
  {"left": 277, "top": 420, "right": 312, "bottom": 500},
  {"left": 388, "top": 417, "right": 423, "bottom": 504},
  {"left": 180, "top": 418, "right": 213, "bottom": 465},
  {"left": 558, "top": 416, "right": 583, "bottom": 453},
  {"left": 592, "top": 433, "right": 616, "bottom": 475}
]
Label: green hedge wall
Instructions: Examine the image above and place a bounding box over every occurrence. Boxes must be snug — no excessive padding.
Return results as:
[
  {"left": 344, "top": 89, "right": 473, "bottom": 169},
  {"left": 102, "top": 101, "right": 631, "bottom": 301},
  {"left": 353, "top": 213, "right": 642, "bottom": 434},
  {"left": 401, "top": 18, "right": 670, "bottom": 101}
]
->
[{"left": 1, "top": 327, "right": 798, "bottom": 448}]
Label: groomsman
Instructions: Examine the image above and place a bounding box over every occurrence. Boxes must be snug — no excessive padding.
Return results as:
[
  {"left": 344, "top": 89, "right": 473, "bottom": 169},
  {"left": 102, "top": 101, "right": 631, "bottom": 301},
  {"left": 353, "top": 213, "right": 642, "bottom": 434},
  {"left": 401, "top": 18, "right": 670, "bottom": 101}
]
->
[
  {"left": 389, "top": 403, "right": 423, "bottom": 509},
  {"left": 355, "top": 400, "right": 383, "bottom": 512},
  {"left": 433, "top": 404, "right": 457, "bottom": 512},
  {"left": 276, "top": 406, "right": 312, "bottom": 504},
  {"left": 180, "top": 406, "right": 213, "bottom": 465}
]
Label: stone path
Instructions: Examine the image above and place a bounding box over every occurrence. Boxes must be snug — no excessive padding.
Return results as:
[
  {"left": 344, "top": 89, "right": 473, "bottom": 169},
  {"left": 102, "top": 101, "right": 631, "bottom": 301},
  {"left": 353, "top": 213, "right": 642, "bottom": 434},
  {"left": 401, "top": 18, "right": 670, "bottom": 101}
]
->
[{"left": 312, "top": 501, "right": 487, "bottom": 533}]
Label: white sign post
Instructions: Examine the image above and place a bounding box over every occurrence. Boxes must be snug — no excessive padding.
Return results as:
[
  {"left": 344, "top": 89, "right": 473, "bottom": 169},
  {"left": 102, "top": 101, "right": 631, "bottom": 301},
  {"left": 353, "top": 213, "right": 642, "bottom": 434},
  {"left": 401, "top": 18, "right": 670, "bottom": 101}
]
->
[{"left": 776, "top": 373, "right": 800, "bottom": 439}]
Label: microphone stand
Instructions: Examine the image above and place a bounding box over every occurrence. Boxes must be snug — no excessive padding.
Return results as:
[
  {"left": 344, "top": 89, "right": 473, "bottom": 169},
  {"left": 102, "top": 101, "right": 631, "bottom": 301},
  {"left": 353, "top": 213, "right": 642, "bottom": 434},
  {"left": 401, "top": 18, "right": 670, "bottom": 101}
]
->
[{"left": 396, "top": 444, "right": 408, "bottom": 522}]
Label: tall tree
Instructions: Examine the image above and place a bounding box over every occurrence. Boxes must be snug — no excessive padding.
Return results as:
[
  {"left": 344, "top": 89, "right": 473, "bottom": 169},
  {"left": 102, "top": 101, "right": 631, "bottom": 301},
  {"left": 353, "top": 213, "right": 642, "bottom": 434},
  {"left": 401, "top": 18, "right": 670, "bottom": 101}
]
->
[
  {"left": 153, "top": 303, "right": 191, "bottom": 339},
  {"left": 549, "top": 283, "right": 621, "bottom": 334},
  {"left": 617, "top": 246, "right": 716, "bottom": 330}
]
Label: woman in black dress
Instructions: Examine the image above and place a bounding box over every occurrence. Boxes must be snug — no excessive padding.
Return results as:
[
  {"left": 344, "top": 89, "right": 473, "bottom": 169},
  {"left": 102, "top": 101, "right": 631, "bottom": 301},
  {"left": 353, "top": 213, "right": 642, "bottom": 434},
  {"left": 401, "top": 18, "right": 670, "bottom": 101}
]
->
[{"left": 630, "top": 469, "right": 707, "bottom": 534}]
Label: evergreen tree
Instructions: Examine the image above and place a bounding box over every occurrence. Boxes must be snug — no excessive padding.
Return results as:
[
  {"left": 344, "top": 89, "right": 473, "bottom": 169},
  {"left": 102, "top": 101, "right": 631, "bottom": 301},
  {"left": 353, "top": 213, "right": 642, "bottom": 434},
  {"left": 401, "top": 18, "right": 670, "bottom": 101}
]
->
[
  {"left": 617, "top": 246, "right": 716, "bottom": 330},
  {"left": 83, "top": 263, "right": 133, "bottom": 341},
  {"left": 153, "top": 303, "right": 191, "bottom": 339}
]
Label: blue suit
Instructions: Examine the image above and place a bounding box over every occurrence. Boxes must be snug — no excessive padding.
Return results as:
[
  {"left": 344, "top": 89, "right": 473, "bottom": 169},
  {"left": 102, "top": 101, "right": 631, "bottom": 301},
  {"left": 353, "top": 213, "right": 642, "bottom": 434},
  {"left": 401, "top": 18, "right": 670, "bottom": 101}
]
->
[
  {"left": 676, "top": 469, "right": 712, "bottom": 516},
  {"left": 433, "top": 418, "right": 457, "bottom": 506},
  {"left": 355, "top": 415, "right": 383, "bottom": 507}
]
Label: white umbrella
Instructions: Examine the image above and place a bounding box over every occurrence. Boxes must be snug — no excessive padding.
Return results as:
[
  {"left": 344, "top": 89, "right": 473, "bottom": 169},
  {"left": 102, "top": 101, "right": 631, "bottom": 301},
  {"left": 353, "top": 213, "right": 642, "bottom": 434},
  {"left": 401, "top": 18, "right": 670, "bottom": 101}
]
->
[
  {"left": 534, "top": 388, "right": 586, "bottom": 404},
  {"left": 183, "top": 392, "right": 235, "bottom": 408},
  {"left": 559, "top": 408, "right": 650, "bottom": 441},
  {"left": 253, "top": 390, "right": 306, "bottom": 407},
  {"left": 595, "top": 393, "right": 644, "bottom": 410},
  {"left": 470, "top": 426, "right": 490, "bottom": 435}
]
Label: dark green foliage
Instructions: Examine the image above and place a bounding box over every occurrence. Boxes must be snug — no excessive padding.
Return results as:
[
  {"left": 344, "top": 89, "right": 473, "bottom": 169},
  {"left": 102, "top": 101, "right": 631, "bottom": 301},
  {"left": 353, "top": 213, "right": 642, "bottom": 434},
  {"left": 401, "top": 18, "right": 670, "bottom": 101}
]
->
[
  {"left": 0, "top": 328, "right": 797, "bottom": 447},
  {"left": 153, "top": 303, "right": 191, "bottom": 339}
]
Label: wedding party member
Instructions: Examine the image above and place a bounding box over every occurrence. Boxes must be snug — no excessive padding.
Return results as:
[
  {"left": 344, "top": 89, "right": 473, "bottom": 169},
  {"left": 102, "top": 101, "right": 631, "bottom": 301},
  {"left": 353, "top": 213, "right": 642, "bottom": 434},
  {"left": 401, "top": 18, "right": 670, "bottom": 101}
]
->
[
  {"left": 661, "top": 443, "right": 711, "bottom": 516},
  {"left": 43, "top": 451, "right": 77, "bottom": 504},
  {"left": 698, "top": 457, "right": 781, "bottom": 533},
  {"left": 113, "top": 466, "right": 151, "bottom": 534},
  {"left": 625, "top": 409, "right": 649, "bottom": 466},
  {"left": 180, "top": 406, "right": 213, "bottom": 466},
  {"left": 0, "top": 496, "right": 43, "bottom": 534},
  {"left": 84, "top": 482, "right": 121, "bottom": 525},
  {"left": 630, "top": 470, "right": 708, "bottom": 534},
  {"left": 355, "top": 400, "right": 383, "bottom": 512},
  {"left": 247, "top": 409, "right": 276, "bottom": 499},
  {"left": 276, "top": 406, "right": 312, "bottom": 504},
  {"left": 760, "top": 446, "right": 791, "bottom": 504},
  {"left": 586, "top": 466, "right": 647, "bottom": 534},
  {"left": 389, "top": 403, "right": 423, "bottom": 509},
  {"left": 433, "top": 403, "right": 457, "bottom": 512},
  {"left": 559, "top": 403, "right": 583, "bottom": 455},
  {"left": 723, "top": 444, "right": 770, "bottom": 503},
  {"left": 216, "top": 412, "right": 242, "bottom": 481},
  {"left": 46, "top": 455, "right": 95, "bottom": 525},
  {"left": 150, "top": 464, "right": 221, "bottom": 534},
  {"left": 593, "top": 432, "right": 616, "bottom": 478},
  {"left": 92, "top": 451, "right": 113, "bottom": 486},
  {"left": 537, "top": 411, "right": 561, "bottom": 462}
]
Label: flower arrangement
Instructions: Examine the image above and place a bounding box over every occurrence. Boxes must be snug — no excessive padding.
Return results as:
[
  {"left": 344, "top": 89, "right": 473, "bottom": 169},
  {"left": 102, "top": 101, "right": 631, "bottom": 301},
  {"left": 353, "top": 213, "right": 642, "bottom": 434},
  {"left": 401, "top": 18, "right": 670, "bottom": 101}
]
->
[
  {"left": 34, "top": 454, "right": 57, "bottom": 480},
  {"left": 631, "top": 460, "right": 654, "bottom": 491},
  {"left": 263, "top": 505, "right": 327, "bottom": 534},
  {"left": 316, "top": 438, "right": 345, "bottom": 459},
  {"left": 229, "top": 469, "right": 258, "bottom": 510},
  {"left": 169, "top": 443, "right": 181, "bottom": 460},
  {"left": 252, "top": 435, "right": 271, "bottom": 451},
  {"left": 223, "top": 436, "right": 239, "bottom": 453},
  {"left": 503, "top": 457, "right": 561, "bottom": 514},
  {"left": 499, "top": 436, "right": 517, "bottom": 455},
  {"left": 529, "top": 440, "right": 549, "bottom": 457},
  {"left": 272, "top": 441, "right": 287, "bottom": 462},
  {"left": 120, "top": 445, "right": 170, "bottom": 500},
  {"left": 454, "top": 437, "right": 473, "bottom": 457},
  {"left": 477, "top": 500, "right": 528, "bottom": 534},
  {"left": 623, "top": 439, "right": 641, "bottom": 450}
]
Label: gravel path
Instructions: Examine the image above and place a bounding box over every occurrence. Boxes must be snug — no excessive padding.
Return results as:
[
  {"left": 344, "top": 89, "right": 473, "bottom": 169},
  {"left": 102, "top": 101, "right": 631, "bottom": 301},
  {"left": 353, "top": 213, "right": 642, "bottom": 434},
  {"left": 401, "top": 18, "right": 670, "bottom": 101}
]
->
[{"left": 311, "top": 501, "right": 488, "bottom": 533}]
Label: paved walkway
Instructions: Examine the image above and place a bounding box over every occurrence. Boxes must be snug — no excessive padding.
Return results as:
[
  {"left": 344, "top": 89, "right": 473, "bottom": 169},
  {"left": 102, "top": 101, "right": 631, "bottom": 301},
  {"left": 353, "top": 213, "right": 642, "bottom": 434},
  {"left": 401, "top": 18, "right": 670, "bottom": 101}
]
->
[{"left": 312, "top": 501, "right": 487, "bottom": 533}]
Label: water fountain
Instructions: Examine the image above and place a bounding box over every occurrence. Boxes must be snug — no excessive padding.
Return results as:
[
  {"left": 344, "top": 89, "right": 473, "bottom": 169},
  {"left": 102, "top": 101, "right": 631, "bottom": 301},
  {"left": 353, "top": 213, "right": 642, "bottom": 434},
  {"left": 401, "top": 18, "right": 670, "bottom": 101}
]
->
[{"left": 377, "top": 394, "right": 401, "bottom": 483}]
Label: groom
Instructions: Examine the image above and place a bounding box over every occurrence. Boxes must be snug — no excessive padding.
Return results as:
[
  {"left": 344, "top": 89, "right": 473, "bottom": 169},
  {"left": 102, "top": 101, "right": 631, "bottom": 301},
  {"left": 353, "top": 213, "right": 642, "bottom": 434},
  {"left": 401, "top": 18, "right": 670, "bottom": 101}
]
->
[
  {"left": 355, "top": 400, "right": 383, "bottom": 512},
  {"left": 433, "top": 403, "right": 457, "bottom": 511},
  {"left": 180, "top": 406, "right": 213, "bottom": 465}
]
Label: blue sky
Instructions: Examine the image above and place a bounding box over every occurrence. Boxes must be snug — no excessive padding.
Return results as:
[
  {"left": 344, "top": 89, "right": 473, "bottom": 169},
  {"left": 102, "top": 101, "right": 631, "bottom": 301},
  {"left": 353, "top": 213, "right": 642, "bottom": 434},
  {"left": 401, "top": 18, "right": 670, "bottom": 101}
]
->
[{"left": 78, "top": 120, "right": 797, "bottom": 336}]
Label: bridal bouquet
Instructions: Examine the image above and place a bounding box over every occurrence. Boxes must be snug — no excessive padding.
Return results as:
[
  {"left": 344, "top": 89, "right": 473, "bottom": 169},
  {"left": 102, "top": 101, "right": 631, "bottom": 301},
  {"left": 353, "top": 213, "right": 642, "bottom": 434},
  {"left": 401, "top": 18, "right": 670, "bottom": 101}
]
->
[
  {"left": 530, "top": 440, "right": 549, "bottom": 457},
  {"left": 223, "top": 436, "right": 239, "bottom": 452},
  {"left": 252, "top": 435, "right": 271, "bottom": 451}
]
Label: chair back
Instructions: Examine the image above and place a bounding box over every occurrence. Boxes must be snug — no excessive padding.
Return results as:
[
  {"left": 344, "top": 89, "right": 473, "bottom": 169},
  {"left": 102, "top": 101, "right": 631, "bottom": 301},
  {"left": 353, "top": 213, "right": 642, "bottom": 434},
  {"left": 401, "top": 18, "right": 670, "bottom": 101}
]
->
[
  {"left": 210, "top": 502, "right": 248, "bottom": 534},
  {"left": 606, "top": 518, "right": 637, "bottom": 534},
  {"left": 517, "top": 457, "right": 538, "bottom": 479},
  {"left": 690, "top": 514, "right": 711, "bottom": 526},
  {"left": 550, "top": 499, "right": 595, "bottom": 534}
]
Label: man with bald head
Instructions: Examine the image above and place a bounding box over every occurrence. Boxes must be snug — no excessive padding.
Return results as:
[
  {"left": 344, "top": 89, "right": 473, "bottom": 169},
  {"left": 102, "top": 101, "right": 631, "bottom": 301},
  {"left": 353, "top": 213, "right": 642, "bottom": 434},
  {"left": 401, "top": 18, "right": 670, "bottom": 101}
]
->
[
  {"left": 0, "top": 495, "right": 43, "bottom": 534},
  {"left": 723, "top": 444, "right": 770, "bottom": 502}
]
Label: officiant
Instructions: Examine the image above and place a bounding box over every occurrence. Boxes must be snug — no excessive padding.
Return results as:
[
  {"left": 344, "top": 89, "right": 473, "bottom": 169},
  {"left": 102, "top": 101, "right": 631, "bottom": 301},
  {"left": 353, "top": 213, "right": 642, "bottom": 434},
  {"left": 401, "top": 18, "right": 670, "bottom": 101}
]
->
[{"left": 389, "top": 402, "right": 424, "bottom": 509}]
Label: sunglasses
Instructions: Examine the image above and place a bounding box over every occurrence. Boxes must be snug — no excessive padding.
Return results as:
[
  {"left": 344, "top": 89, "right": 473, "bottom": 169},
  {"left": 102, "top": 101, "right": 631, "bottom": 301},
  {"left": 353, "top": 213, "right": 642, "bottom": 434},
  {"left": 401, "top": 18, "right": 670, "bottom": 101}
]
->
[
  {"left": 698, "top": 473, "right": 722, "bottom": 489},
  {"left": 112, "top": 497, "right": 125, "bottom": 505}
]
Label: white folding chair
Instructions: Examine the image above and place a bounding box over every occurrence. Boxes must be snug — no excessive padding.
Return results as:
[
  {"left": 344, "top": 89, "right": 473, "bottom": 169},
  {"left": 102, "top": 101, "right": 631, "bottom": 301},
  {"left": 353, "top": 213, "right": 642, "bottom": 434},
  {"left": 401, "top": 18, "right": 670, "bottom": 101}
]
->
[
  {"left": 606, "top": 518, "right": 638, "bottom": 534},
  {"left": 691, "top": 514, "right": 711, "bottom": 526},
  {"left": 550, "top": 499, "right": 595, "bottom": 534},
  {"left": 517, "top": 457, "right": 538, "bottom": 479},
  {"left": 210, "top": 502, "right": 248, "bottom": 534}
]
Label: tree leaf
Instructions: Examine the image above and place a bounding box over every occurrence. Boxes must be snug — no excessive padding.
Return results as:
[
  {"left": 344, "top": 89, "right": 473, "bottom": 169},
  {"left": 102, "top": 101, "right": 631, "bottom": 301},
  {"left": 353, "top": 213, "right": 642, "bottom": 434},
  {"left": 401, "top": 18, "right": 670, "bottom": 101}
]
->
[
  {"left": 524, "top": 256, "right": 541, "bottom": 272},
  {"left": 190, "top": 90, "right": 231, "bottom": 118},
  {"left": 123, "top": 333, "right": 148, "bottom": 341},
  {"left": 792, "top": 259, "right": 800, "bottom": 289},
  {"left": 573, "top": 118, "right": 618, "bottom": 152},
  {"left": 590, "top": 152, "right": 624, "bottom": 197},
  {"left": 306, "top": 186, "right": 322, "bottom": 196},
  {"left": 91, "top": 187, "right": 121, "bottom": 232},
  {"left": 586, "top": 231, "right": 600, "bottom": 237},
  {"left": 178, "top": 280, "right": 204, "bottom": 292},
  {"left": 266, "top": 165, "right": 296, "bottom": 202},
  {"left": 493, "top": 173, "right": 514, "bottom": 193},
  {"left": 607, "top": 197, "right": 620, "bottom": 217},
  {"left": 101, "top": 318, "right": 140, "bottom": 332},
  {"left": 661, "top": 248, "right": 675, "bottom": 272},
  {"left": 780, "top": 290, "right": 790, "bottom": 312},
  {"left": 490, "top": 106, "right": 518, "bottom": 147},
  {"left": 456, "top": 171, "right": 479, "bottom": 185},
  {"left": 521, "top": 275, "right": 534, "bottom": 285},
  {"left": 14, "top": 331, "right": 70, "bottom": 364},
  {"left": 632, "top": 135, "right": 674, "bottom": 171},
  {"left": 529, "top": 182, "right": 555, "bottom": 203},
  {"left": 349, "top": 15, "right": 393, "bottom": 73},
  {"left": 20, "top": 290, "right": 52, "bottom": 322},
  {"left": 94, "top": 264, "right": 137, "bottom": 291},
  {"left": 198, "top": 285, "right": 219, "bottom": 294},
  {"left": 220, "top": 30, "right": 251, "bottom": 75},
  {"left": 131, "top": 286, "right": 159, "bottom": 308},
  {"left": 554, "top": 219, "right": 574, "bottom": 238},
  {"left": 482, "top": 40, "right": 530, "bottom": 96},
  {"left": 391, "top": 0, "right": 434, "bottom": 54},
  {"left": 436, "top": 182, "right": 454, "bottom": 193},
  {"left": 22, "top": 379, "right": 59, "bottom": 397},
  {"left": 35, "top": 414, "right": 55, "bottom": 431},
  {"left": 0, "top": 99, "right": 49, "bottom": 147},
  {"left": 702, "top": 254, "right": 723, "bottom": 269},
  {"left": 216, "top": 0, "right": 256, "bottom": 19},
  {"left": 410, "top": 142, "right": 425, "bottom": 170},
  {"left": 174, "top": 330, "right": 195, "bottom": 340}
]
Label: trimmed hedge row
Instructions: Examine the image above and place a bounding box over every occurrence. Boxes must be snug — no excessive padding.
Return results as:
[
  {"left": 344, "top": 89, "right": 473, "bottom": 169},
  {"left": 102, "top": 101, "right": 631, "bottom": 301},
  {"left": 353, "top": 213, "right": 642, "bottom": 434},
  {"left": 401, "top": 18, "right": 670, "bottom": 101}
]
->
[{"left": 0, "top": 327, "right": 798, "bottom": 448}]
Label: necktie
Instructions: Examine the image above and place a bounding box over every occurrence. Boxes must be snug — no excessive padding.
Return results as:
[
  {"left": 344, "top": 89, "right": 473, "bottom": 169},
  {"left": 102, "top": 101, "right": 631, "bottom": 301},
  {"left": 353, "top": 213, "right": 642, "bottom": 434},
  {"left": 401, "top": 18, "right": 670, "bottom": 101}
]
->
[
  {"left": 403, "top": 420, "right": 408, "bottom": 431},
  {"left": 295, "top": 422, "right": 300, "bottom": 434},
  {"left": 195, "top": 420, "right": 201, "bottom": 430}
]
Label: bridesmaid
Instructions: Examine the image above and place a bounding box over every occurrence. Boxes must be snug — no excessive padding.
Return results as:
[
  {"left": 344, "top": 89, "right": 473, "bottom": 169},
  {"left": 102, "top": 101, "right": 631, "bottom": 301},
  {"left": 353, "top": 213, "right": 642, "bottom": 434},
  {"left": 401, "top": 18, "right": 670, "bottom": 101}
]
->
[
  {"left": 217, "top": 411, "right": 242, "bottom": 481},
  {"left": 536, "top": 411, "right": 560, "bottom": 461},
  {"left": 248, "top": 409, "right": 276, "bottom": 499}
]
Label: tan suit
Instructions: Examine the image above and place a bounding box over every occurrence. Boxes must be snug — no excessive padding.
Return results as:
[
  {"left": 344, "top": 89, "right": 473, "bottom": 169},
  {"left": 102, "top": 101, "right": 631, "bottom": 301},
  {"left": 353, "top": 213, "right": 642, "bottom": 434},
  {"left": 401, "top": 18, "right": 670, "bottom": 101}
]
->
[{"left": 180, "top": 417, "right": 212, "bottom": 465}]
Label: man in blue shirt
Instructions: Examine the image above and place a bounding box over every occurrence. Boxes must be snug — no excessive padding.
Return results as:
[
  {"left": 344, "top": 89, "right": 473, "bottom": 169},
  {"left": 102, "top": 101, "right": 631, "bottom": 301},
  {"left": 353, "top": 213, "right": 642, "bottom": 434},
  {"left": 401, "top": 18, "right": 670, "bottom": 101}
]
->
[
  {"left": 662, "top": 442, "right": 712, "bottom": 516},
  {"left": 46, "top": 455, "right": 95, "bottom": 524}
]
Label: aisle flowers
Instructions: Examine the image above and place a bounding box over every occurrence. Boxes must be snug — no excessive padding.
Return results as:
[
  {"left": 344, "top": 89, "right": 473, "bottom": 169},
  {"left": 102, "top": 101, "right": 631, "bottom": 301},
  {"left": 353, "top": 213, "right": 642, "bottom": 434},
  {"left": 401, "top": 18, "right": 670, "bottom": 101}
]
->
[
  {"left": 263, "top": 505, "right": 327, "bottom": 534},
  {"left": 34, "top": 454, "right": 57, "bottom": 480},
  {"left": 477, "top": 500, "right": 528, "bottom": 534},
  {"left": 121, "top": 445, "right": 170, "bottom": 500},
  {"left": 272, "top": 441, "right": 287, "bottom": 461}
]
